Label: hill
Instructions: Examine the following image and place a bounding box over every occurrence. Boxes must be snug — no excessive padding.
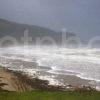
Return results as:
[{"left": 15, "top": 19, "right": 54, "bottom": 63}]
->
[{"left": 0, "top": 18, "right": 75, "bottom": 46}]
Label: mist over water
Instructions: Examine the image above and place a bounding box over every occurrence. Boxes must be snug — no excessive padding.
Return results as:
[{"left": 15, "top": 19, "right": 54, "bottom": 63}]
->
[{"left": 0, "top": 46, "right": 100, "bottom": 86}]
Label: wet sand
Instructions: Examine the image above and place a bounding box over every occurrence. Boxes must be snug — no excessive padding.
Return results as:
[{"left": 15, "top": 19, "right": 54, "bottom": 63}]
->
[{"left": 38, "top": 70, "right": 90, "bottom": 86}]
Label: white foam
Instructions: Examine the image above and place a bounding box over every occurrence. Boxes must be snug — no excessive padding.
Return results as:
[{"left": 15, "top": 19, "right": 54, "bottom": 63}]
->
[{"left": 0, "top": 46, "right": 100, "bottom": 87}]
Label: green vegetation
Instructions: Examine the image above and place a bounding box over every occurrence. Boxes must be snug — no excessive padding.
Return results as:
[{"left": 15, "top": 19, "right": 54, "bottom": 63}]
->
[{"left": 0, "top": 91, "right": 100, "bottom": 100}]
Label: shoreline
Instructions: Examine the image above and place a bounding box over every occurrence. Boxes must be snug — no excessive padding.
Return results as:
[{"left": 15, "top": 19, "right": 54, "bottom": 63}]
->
[
  {"left": 0, "top": 67, "right": 65, "bottom": 92},
  {"left": 0, "top": 55, "right": 99, "bottom": 91},
  {"left": 0, "top": 55, "right": 100, "bottom": 86},
  {"left": 0, "top": 54, "right": 100, "bottom": 91},
  {"left": 0, "top": 66, "right": 98, "bottom": 92}
]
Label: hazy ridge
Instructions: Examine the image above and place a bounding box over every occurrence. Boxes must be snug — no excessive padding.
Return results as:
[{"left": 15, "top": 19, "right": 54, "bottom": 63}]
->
[{"left": 0, "top": 18, "right": 75, "bottom": 46}]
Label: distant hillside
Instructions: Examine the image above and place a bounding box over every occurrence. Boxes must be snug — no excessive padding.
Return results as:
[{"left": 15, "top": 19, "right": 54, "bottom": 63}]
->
[{"left": 0, "top": 19, "right": 76, "bottom": 46}]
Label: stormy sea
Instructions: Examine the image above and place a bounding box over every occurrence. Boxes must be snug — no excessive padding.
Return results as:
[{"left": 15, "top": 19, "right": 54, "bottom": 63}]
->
[{"left": 0, "top": 46, "right": 100, "bottom": 89}]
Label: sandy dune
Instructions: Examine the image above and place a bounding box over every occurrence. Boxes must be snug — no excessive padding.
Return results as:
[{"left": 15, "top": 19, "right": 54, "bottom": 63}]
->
[{"left": 0, "top": 67, "right": 32, "bottom": 92}]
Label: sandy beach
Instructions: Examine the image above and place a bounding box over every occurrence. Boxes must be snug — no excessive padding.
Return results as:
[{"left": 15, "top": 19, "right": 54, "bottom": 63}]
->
[
  {"left": 0, "top": 66, "right": 67, "bottom": 92},
  {"left": 0, "top": 65, "right": 95, "bottom": 92},
  {"left": 0, "top": 67, "right": 33, "bottom": 92}
]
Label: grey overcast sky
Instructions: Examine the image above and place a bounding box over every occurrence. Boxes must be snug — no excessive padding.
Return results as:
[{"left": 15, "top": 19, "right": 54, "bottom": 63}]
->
[{"left": 0, "top": 0, "right": 100, "bottom": 40}]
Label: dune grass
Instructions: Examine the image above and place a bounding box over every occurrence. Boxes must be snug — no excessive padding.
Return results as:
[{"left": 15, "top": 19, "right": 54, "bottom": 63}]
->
[{"left": 0, "top": 91, "right": 100, "bottom": 100}]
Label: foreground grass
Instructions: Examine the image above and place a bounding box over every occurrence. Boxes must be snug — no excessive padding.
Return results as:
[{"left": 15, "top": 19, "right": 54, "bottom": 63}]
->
[{"left": 0, "top": 91, "right": 100, "bottom": 100}]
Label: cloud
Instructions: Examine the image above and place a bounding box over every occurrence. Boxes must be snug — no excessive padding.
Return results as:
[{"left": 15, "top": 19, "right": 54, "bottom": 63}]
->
[{"left": 0, "top": 0, "right": 100, "bottom": 40}]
